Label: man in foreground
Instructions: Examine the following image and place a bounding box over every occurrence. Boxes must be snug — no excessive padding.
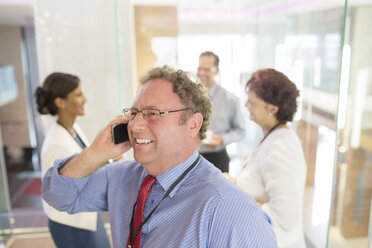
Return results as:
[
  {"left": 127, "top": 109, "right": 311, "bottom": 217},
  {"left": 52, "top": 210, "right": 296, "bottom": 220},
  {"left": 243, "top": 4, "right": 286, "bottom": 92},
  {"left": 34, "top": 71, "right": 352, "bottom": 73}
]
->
[{"left": 42, "top": 66, "right": 277, "bottom": 247}]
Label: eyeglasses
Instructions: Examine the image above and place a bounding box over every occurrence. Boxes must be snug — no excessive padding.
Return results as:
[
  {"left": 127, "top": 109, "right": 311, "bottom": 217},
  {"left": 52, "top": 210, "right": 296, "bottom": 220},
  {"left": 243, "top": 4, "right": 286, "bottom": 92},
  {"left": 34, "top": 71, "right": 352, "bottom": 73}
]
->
[
  {"left": 197, "top": 67, "right": 217, "bottom": 73},
  {"left": 122, "top": 108, "right": 191, "bottom": 121}
]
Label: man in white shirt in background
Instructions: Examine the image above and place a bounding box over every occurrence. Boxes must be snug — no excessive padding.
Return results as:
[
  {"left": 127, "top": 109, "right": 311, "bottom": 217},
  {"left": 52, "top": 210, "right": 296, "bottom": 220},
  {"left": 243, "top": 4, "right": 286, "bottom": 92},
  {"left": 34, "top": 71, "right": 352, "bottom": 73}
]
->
[{"left": 197, "top": 51, "right": 245, "bottom": 172}]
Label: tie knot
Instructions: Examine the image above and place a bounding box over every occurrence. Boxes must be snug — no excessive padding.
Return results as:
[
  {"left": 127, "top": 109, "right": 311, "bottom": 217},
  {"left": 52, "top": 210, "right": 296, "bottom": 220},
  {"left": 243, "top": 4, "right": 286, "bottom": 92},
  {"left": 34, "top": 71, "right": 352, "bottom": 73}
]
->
[{"left": 141, "top": 175, "right": 157, "bottom": 191}]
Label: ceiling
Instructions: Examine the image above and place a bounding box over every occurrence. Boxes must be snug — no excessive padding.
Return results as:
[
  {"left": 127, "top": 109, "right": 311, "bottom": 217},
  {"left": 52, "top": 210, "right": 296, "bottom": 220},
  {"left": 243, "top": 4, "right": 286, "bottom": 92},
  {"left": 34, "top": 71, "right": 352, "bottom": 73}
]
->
[{"left": 1, "top": 0, "right": 371, "bottom": 26}]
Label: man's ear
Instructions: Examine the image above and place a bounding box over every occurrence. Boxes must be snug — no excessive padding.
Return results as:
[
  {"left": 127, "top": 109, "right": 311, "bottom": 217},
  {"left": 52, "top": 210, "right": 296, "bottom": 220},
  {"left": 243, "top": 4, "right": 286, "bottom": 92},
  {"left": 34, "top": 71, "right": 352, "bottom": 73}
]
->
[
  {"left": 188, "top": 112, "right": 203, "bottom": 138},
  {"left": 54, "top": 97, "right": 66, "bottom": 109},
  {"left": 212, "top": 67, "right": 219, "bottom": 76}
]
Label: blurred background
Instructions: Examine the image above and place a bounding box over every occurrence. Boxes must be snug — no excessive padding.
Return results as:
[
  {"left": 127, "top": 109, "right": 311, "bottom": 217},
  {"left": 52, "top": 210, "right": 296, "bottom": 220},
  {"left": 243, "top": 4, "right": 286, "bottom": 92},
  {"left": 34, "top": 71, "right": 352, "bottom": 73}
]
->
[{"left": 0, "top": 0, "right": 371, "bottom": 247}]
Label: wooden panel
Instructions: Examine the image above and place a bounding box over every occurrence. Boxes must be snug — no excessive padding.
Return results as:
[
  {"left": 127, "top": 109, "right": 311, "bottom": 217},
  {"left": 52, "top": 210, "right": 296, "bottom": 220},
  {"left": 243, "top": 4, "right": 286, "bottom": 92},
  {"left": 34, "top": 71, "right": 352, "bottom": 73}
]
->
[
  {"left": 361, "top": 129, "right": 372, "bottom": 152},
  {"left": 134, "top": 5, "right": 178, "bottom": 87},
  {"left": 296, "top": 120, "right": 318, "bottom": 186},
  {"left": 339, "top": 148, "right": 372, "bottom": 238}
]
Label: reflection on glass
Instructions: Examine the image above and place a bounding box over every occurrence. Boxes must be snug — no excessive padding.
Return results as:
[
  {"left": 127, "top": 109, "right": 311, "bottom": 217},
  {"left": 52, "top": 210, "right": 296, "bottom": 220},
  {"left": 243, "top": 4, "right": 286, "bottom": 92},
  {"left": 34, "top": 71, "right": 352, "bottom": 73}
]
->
[
  {"left": 330, "top": 2, "right": 372, "bottom": 247},
  {"left": 337, "top": 44, "right": 351, "bottom": 130},
  {"left": 350, "top": 68, "right": 368, "bottom": 149},
  {"left": 311, "top": 126, "right": 335, "bottom": 239}
]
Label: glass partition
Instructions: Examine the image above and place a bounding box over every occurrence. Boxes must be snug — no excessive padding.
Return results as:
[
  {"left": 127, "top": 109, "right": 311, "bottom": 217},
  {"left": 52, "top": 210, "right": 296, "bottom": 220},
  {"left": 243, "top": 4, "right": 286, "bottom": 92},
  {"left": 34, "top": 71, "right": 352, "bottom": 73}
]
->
[
  {"left": 328, "top": 1, "right": 372, "bottom": 247},
  {"left": 34, "top": 0, "right": 136, "bottom": 139},
  {"left": 177, "top": 0, "right": 346, "bottom": 247},
  {"left": 0, "top": 126, "right": 12, "bottom": 244},
  {"left": 0, "top": 1, "right": 136, "bottom": 245}
]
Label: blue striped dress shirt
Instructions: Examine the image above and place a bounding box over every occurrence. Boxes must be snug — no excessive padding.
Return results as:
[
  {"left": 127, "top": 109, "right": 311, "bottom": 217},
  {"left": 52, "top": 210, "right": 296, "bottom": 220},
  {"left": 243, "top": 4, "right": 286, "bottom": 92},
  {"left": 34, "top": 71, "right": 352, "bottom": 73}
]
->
[{"left": 42, "top": 151, "right": 277, "bottom": 247}]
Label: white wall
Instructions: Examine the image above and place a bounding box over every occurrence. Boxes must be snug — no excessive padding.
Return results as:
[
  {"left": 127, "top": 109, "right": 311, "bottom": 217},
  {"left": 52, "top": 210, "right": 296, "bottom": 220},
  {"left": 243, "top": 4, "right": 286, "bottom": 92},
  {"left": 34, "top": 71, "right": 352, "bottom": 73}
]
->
[{"left": 34, "top": 0, "right": 137, "bottom": 141}]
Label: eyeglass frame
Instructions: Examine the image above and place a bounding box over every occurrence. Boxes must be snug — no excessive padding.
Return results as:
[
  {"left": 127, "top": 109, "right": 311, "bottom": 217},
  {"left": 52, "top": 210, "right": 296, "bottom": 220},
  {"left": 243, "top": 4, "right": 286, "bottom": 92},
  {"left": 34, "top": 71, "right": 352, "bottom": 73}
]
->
[
  {"left": 197, "top": 66, "right": 217, "bottom": 73},
  {"left": 122, "top": 107, "right": 192, "bottom": 121}
]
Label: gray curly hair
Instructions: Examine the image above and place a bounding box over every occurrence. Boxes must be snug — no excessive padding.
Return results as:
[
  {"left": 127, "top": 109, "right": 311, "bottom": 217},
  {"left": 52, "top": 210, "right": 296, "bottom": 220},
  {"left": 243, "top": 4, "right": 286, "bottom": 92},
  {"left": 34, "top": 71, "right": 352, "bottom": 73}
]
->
[{"left": 140, "top": 65, "right": 212, "bottom": 140}]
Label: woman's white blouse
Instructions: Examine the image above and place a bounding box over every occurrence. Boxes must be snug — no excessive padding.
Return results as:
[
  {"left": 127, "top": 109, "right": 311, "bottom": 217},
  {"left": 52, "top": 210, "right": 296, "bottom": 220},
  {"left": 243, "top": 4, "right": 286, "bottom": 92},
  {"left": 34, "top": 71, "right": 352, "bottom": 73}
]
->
[
  {"left": 41, "top": 121, "right": 98, "bottom": 231},
  {"left": 237, "top": 128, "right": 307, "bottom": 248}
]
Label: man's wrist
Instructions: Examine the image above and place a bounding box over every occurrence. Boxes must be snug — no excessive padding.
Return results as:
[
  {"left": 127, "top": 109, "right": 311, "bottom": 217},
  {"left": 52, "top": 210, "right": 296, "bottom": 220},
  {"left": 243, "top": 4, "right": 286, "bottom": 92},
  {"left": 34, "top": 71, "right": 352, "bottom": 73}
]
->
[
  {"left": 82, "top": 147, "right": 109, "bottom": 169},
  {"left": 58, "top": 147, "right": 108, "bottom": 178}
]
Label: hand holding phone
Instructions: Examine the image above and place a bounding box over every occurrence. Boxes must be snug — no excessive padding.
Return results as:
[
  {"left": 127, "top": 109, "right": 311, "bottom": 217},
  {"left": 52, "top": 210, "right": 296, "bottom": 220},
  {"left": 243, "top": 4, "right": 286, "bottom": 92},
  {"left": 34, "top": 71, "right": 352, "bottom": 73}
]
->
[{"left": 112, "top": 123, "right": 129, "bottom": 144}]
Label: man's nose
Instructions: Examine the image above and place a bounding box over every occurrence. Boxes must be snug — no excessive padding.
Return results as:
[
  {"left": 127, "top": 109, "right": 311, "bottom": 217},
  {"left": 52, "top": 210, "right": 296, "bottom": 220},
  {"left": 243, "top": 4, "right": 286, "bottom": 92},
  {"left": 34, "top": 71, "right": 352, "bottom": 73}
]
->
[
  {"left": 197, "top": 70, "right": 206, "bottom": 77},
  {"left": 129, "top": 112, "right": 147, "bottom": 131}
]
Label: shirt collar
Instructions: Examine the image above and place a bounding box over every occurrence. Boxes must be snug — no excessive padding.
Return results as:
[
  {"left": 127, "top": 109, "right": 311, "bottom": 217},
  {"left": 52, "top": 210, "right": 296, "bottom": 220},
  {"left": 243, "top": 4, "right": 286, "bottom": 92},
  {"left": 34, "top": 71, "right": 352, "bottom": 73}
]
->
[
  {"left": 155, "top": 150, "right": 199, "bottom": 198},
  {"left": 208, "top": 82, "right": 218, "bottom": 98}
]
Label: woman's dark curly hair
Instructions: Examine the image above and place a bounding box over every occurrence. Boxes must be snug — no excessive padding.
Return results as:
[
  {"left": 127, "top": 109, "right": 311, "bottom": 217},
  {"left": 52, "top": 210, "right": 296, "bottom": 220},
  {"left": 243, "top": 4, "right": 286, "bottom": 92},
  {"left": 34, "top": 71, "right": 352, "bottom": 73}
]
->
[
  {"left": 34, "top": 72, "right": 80, "bottom": 115},
  {"left": 246, "top": 68, "right": 299, "bottom": 123}
]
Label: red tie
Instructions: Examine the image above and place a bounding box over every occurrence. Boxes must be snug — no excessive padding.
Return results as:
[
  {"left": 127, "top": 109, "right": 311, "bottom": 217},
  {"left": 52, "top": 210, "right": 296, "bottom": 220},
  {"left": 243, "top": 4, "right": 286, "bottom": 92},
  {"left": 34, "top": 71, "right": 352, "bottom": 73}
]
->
[{"left": 128, "top": 175, "right": 157, "bottom": 248}]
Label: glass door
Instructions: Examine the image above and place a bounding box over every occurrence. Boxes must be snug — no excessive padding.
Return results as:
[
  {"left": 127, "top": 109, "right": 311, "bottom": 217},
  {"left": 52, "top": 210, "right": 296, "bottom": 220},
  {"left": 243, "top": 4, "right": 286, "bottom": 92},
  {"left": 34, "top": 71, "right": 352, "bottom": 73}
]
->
[
  {"left": 328, "top": 1, "right": 372, "bottom": 247},
  {"left": 0, "top": 126, "right": 12, "bottom": 244}
]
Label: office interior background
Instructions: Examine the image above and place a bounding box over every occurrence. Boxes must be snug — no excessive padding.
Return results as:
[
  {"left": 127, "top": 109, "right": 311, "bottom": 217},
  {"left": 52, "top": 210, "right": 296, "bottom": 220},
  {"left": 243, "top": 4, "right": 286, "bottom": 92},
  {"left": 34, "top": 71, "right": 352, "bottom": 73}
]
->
[{"left": 0, "top": 0, "right": 371, "bottom": 247}]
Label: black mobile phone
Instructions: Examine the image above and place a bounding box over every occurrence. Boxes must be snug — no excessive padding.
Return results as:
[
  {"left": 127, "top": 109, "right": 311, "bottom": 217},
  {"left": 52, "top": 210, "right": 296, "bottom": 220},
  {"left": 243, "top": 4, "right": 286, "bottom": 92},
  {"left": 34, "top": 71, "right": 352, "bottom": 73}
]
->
[{"left": 111, "top": 123, "right": 129, "bottom": 144}]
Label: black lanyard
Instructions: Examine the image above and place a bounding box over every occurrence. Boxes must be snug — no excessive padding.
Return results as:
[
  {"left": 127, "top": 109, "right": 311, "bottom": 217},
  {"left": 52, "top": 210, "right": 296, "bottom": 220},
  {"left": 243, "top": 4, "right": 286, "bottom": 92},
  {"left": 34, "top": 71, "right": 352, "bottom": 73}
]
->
[
  {"left": 57, "top": 121, "right": 87, "bottom": 149},
  {"left": 128, "top": 155, "right": 201, "bottom": 248},
  {"left": 259, "top": 122, "right": 283, "bottom": 145}
]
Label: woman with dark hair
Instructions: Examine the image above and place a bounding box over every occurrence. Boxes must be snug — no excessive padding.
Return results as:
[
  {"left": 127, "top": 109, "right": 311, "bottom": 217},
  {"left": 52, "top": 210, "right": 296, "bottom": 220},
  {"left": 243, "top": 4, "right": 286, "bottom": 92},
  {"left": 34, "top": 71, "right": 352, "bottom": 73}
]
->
[
  {"left": 35, "top": 72, "right": 110, "bottom": 248},
  {"left": 226, "top": 68, "right": 306, "bottom": 248}
]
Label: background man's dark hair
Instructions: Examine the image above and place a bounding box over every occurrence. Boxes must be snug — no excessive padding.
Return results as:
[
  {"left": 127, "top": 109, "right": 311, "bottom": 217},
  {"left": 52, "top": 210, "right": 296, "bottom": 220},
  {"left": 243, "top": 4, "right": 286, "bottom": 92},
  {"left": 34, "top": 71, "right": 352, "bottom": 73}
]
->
[{"left": 199, "top": 51, "right": 219, "bottom": 68}]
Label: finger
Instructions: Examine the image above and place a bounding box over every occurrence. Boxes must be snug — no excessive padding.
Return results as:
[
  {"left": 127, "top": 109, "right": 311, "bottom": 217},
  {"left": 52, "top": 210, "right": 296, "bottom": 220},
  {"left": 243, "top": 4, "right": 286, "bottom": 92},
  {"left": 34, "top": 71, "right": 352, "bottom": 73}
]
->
[{"left": 107, "top": 115, "right": 127, "bottom": 127}]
